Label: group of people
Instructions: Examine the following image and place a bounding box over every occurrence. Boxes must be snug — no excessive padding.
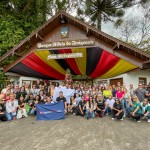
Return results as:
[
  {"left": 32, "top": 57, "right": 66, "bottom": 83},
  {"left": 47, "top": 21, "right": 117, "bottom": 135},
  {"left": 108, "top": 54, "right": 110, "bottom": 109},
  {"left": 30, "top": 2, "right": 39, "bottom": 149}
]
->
[{"left": 0, "top": 79, "right": 150, "bottom": 123}]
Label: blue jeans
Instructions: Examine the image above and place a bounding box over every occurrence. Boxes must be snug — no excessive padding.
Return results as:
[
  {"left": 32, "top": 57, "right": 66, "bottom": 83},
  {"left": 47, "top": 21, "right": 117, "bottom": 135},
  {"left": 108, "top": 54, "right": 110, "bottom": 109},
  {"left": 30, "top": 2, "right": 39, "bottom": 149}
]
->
[
  {"left": 6, "top": 112, "right": 16, "bottom": 121},
  {"left": 148, "top": 113, "right": 150, "bottom": 119},
  {"left": 105, "top": 107, "right": 112, "bottom": 115},
  {"left": 29, "top": 109, "right": 35, "bottom": 115},
  {"left": 124, "top": 100, "right": 131, "bottom": 116},
  {"left": 86, "top": 109, "right": 95, "bottom": 119}
]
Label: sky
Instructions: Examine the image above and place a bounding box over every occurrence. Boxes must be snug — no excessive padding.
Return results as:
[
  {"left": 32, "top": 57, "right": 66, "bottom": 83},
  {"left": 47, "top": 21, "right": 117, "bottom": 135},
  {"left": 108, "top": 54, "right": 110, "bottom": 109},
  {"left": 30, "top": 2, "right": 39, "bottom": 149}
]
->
[{"left": 102, "top": 5, "right": 140, "bottom": 38}]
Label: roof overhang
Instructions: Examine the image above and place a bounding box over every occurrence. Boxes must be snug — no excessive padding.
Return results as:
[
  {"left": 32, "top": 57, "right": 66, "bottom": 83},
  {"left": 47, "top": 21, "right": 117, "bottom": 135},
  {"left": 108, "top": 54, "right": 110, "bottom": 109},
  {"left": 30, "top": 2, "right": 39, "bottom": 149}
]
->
[{"left": 0, "top": 11, "right": 150, "bottom": 79}]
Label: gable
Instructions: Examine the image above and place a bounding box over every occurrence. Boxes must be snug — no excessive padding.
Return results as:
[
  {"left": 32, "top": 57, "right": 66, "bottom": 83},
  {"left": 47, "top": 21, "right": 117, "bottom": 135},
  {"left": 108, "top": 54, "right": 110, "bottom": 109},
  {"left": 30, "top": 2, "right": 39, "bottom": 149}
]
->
[{"left": 0, "top": 11, "right": 150, "bottom": 79}]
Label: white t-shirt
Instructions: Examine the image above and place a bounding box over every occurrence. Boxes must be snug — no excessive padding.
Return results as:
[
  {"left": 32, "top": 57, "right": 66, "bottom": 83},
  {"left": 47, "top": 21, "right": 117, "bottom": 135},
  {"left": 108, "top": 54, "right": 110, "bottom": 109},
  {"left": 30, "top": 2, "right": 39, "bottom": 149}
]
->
[{"left": 106, "top": 98, "right": 115, "bottom": 107}]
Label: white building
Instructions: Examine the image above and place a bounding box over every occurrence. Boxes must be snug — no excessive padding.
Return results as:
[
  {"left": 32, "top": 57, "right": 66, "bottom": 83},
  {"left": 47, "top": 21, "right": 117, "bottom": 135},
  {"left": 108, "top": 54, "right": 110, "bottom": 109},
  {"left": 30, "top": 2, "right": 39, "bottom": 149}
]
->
[{"left": 95, "top": 69, "right": 150, "bottom": 88}]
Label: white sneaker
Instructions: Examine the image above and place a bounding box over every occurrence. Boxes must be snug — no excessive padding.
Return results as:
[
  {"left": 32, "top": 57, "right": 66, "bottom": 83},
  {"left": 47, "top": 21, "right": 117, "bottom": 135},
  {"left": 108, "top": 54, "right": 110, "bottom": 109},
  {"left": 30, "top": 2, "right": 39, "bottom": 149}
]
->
[
  {"left": 137, "top": 120, "right": 141, "bottom": 123},
  {"left": 148, "top": 119, "right": 150, "bottom": 123},
  {"left": 112, "top": 118, "right": 115, "bottom": 120},
  {"left": 120, "top": 118, "right": 123, "bottom": 121},
  {"left": 123, "top": 113, "right": 126, "bottom": 118}
]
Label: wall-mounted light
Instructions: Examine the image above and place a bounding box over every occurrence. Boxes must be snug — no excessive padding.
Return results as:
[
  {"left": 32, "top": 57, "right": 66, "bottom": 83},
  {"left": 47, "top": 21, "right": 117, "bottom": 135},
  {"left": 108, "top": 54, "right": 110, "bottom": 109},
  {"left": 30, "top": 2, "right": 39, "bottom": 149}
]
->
[{"left": 60, "top": 16, "right": 67, "bottom": 24}]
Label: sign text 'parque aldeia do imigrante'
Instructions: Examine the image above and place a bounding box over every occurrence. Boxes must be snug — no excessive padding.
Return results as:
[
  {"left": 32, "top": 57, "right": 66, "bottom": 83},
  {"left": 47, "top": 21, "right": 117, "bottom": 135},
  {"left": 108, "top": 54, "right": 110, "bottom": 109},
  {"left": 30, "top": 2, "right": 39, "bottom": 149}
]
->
[{"left": 37, "top": 39, "right": 95, "bottom": 49}]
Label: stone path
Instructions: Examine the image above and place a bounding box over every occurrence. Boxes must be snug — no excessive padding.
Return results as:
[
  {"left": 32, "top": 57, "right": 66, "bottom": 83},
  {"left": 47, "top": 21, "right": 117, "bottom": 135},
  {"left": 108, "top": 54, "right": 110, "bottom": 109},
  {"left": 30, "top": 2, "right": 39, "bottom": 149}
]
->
[{"left": 0, "top": 115, "right": 150, "bottom": 150}]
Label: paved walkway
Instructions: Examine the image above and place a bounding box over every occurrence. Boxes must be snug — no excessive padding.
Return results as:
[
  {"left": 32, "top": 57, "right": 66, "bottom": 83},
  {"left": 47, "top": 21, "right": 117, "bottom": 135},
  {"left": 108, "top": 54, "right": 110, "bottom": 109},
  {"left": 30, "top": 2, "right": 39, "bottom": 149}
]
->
[{"left": 0, "top": 115, "right": 150, "bottom": 150}]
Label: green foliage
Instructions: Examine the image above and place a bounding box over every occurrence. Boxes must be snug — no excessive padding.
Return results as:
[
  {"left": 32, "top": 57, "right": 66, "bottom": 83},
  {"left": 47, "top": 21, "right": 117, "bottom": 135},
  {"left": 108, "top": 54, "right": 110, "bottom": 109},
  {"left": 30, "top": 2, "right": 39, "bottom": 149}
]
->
[
  {"left": 0, "top": 15, "right": 25, "bottom": 56},
  {"left": 77, "top": 0, "right": 149, "bottom": 30},
  {"left": 0, "top": 0, "right": 53, "bottom": 58},
  {"left": 1, "top": 0, "right": 149, "bottom": 66},
  {"left": 0, "top": 0, "right": 79, "bottom": 65}
]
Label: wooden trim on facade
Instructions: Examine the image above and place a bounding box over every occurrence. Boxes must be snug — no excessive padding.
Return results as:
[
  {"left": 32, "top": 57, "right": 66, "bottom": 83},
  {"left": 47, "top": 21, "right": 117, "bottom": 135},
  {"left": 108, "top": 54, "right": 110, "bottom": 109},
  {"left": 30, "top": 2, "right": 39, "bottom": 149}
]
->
[{"left": 1, "top": 11, "right": 150, "bottom": 71}]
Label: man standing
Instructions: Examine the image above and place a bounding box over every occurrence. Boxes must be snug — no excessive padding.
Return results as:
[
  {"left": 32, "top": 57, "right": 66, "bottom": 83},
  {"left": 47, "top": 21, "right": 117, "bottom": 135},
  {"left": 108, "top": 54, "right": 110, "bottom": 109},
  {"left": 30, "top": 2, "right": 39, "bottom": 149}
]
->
[
  {"left": 36, "top": 79, "right": 41, "bottom": 89},
  {"left": 145, "top": 84, "right": 150, "bottom": 102},
  {"left": 56, "top": 91, "right": 67, "bottom": 113},
  {"left": 135, "top": 84, "right": 148, "bottom": 102},
  {"left": 31, "top": 84, "right": 39, "bottom": 98},
  {"left": 129, "top": 84, "right": 135, "bottom": 100}
]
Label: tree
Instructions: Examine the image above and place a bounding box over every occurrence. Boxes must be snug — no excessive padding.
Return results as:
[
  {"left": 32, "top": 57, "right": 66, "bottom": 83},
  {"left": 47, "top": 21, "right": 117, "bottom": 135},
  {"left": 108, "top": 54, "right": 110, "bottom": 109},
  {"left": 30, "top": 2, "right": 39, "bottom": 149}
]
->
[
  {"left": 117, "top": 3, "right": 150, "bottom": 52},
  {"left": 50, "top": 0, "right": 78, "bottom": 16},
  {"left": 77, "top": 0, "right": 149, "bottom": 30},
  {"left": 0, "top": 0, "right": 79, "bottom": 62}
]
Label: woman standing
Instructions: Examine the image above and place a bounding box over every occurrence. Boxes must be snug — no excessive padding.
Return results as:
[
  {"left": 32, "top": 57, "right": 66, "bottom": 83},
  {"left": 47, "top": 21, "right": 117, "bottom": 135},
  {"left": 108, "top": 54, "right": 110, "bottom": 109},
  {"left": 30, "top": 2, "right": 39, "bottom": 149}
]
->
[
  {"left": 5, "top": 89, "right": 11, "bottom": 101},
  {"left": 116, "top": 87, "right": 124, "bottom": 101},
  {"left": 122, "top": 88, "right": 132, "bottom": 117},
  {"left": 84, "top": 93, "right": 90, "bottom": 102}
]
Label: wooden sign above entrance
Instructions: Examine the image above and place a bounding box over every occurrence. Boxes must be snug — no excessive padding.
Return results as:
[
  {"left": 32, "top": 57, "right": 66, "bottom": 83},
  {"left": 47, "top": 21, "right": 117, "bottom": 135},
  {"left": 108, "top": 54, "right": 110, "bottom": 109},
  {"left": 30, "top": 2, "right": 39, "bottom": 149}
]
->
[{"left": 37, "top": 39, "right": 95, "bottom": 49}]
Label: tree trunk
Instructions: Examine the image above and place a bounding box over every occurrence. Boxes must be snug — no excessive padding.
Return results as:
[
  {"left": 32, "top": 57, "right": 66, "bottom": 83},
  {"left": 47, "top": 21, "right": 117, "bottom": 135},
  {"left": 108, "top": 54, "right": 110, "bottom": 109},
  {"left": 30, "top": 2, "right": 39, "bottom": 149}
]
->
[{"left": 97, "top": 12, "right": 102, "bottom": 31}]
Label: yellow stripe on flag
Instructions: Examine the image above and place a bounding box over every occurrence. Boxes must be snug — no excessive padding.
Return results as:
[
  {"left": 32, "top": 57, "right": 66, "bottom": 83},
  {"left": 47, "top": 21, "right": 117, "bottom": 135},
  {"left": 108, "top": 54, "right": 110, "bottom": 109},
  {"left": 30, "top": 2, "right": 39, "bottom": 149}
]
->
[
  {"left": 35, "top": 50, "right": 66, "bottom": 75},
  {"left": 71, "top": 48, "right": 86, "bottom": 75},
  {"left": 99, "top": 59, "right": 137, "bottom": 79}
]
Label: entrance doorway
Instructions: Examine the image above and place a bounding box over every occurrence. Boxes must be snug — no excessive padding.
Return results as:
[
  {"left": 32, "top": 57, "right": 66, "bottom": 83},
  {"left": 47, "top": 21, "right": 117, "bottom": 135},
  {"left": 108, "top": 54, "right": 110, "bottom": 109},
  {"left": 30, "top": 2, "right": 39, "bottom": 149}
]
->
[{"left": 110, "top": 78, "right": 123, "bottom": 86}]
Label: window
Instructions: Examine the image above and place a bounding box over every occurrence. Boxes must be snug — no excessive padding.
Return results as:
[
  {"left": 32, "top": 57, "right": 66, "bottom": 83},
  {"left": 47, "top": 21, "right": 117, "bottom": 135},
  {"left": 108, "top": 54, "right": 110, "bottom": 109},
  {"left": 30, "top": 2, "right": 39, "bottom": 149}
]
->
[
  {"left": 139, "top": 77, "right": 147, "bottom": 85},
  {"left": 110, "top": 78, "right": 123, "bottom": 86}
]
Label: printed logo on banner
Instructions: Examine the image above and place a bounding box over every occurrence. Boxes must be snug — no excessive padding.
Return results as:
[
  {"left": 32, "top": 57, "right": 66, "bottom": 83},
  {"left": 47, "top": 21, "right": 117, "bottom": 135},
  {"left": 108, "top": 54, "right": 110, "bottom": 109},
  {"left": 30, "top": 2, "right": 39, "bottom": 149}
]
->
[{"left": 40, "top": 110, "right": 63, "bottom": 115}]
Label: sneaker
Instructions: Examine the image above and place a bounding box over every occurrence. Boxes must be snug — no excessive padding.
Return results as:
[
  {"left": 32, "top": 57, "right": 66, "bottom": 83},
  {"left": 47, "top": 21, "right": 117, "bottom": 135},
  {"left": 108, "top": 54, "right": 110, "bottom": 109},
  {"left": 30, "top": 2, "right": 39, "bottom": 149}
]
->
[
  {"left": 106, "top": 113, "right": 109, "bottom": 116},
  {"left": 120, "top": 118, "right": 123, "bottom": 121},
  {"left": 148, "top": 119, "right": 150, "bottom": 123},
  {"left": 112, "top": 118, "right": 115, "bottom": 120},
  {"left": 137, "top": 120, "right": 141, "bottom": 123}
]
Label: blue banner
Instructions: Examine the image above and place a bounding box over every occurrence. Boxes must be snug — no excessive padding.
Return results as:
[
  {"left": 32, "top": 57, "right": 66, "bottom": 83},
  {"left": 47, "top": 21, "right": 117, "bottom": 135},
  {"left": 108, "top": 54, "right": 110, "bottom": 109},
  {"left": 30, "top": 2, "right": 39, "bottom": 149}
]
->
[{"left": 36, "top": 101, "right": 65, "bottom": 120}]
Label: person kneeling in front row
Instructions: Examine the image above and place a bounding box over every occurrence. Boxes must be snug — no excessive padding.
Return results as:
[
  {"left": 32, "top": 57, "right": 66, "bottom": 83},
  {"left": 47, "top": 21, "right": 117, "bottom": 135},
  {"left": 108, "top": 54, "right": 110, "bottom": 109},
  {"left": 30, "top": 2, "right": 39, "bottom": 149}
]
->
[
  {"left": 96, "top": 95, "right": 106, "bottom": 118},
  {"left": 112, "top": 98, "right": 124, "bottom": 121},
  {"left": 76, "top": 96, "right": 86, "bottom": 116},
  {"left": 105, "top": 95, "right": 115, "bottom": 115},
  {"left": 0, "top": 99, "right": 7, "bottom": 121},
  {"left": 130, "top": 96, "right": 142, "bottom": 122},
  {"left": 141, "top": 98, "right": 150, "bottom": 123},
  {"left": 85, "top": 97, "right": 95, "bottom": 120},
  {"left": 6, "top": 94, "right": 18, "bottom": 121},
  {"left": 17, "top": 96, "right": 28, "bottom": 119}
]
